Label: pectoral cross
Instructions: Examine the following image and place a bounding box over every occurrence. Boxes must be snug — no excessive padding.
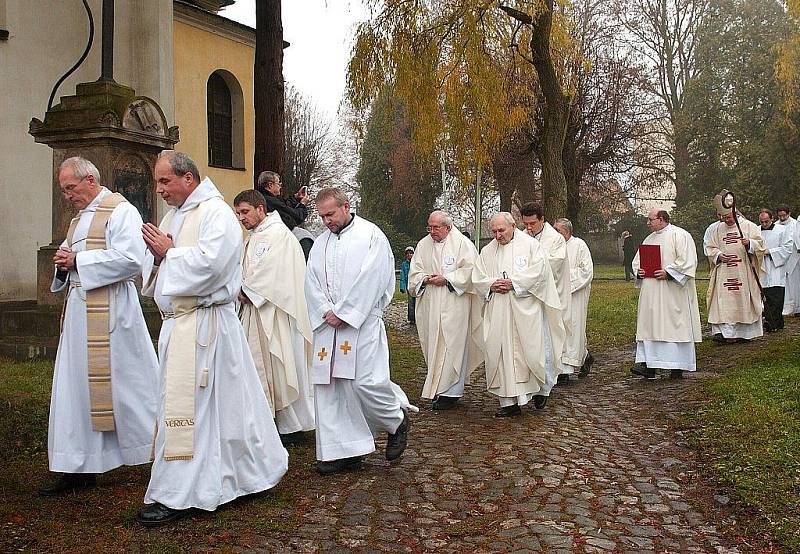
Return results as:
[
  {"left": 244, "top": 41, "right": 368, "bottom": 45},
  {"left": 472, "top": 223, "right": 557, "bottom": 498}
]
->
[
  {"left": 317, "top": 347, "right": 328, "bottom": 361},
  {"left": 339, "top": 341, "right": 352, "bottom": 355}
]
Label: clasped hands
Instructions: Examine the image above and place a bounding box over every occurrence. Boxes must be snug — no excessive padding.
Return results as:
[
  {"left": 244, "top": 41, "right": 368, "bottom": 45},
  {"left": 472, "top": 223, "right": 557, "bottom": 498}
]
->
[
  {"left": 324, "top": 310, "right": 346, "bottom": 329},
  {"left": 53, "top": 247, "right": 77, "bottom": 271},
  {"left": 142, "top": 223, "right": 173, "bottom": 265},
  {"left": 424, "top": 274, "right": 448, "bottom": 287},
  {"left": 490, "top": 278, "right": 514, "bottom": 293}
]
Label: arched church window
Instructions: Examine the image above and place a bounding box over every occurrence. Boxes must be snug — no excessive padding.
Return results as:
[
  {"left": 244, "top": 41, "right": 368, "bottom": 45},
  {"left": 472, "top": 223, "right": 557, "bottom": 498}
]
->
[{"left": 207, "top": 72, "right": 233, "bottom": 168}]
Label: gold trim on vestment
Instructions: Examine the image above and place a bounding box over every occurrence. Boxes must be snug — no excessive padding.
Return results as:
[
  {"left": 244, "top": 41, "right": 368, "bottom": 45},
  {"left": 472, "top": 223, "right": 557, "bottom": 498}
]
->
[{"left": 65, "top": 192, "right": 127, "bottom": 432}]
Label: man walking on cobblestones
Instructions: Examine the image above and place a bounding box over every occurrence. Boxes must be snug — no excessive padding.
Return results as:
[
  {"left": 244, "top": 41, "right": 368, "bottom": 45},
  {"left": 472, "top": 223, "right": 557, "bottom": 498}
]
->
[
  {"left": 408, "top": 211, "right": 483, "bottom": 410},
  {"left": 472, "top": 213, "right": 564, "bottom": 416},
  {"left": 305, "top": 187, "right": 415, "bottom": 474},
  {"left": 632, "top": 209, "right": 702, "bottom": 379}
]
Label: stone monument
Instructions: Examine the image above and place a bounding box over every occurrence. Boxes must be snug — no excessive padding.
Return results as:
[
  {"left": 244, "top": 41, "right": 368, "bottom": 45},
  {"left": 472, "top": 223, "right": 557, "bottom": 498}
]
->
[
  {"left": 0, "top": 0, "right": 176, "bottom": 359},
  {"left": 28, "top": 0, "right": 178, "bottom": 306}
]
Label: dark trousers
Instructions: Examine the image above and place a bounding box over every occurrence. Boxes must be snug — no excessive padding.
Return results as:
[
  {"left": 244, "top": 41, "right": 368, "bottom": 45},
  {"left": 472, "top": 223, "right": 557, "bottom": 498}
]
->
[
  {"left": 407, "top": 293, "right": 416, "bottom": 323},
  {"left": 764, "top": 286, "right": 785, "bottom": 331},
  {"left": 624, "top": 258, "right": 634, "bottom": 281}
]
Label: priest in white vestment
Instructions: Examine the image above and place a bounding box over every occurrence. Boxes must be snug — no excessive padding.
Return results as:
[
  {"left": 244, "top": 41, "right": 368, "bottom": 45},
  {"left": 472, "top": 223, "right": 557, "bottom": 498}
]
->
[
  {"left": 520, "top": 203, "right": 573, "bottom": 384},
  {"left": 408, "top": 210, "right": 483, "bottom": 410},
  {"left": 42, "top": 157, "right": 158, "bottom": 496},
  {"left": 758, "top": 209, "right": 792, "bottom": 331},
  {"left": 472, "top": 213, "right": 565, "bottom": 417},
  {"left": 553, "top": 218, "right": 595, "bottom": 377},
  {"left": 305, "top": 187, "right": 414, "bottom": 475},
  {"left": 777, "top": 205, "right": 800, "bottom": 316},
  {"left": 138, "top": 152, "right": 287, "bottom": 526},
  {"left": 234, "top": 189, "right": 315, "bottom": 444},
  {"left": 706, "top": 192, "right": 766, "bottom": 342},
  {"left": 631, "top": 209, "right": 702, "bottom": 379}
]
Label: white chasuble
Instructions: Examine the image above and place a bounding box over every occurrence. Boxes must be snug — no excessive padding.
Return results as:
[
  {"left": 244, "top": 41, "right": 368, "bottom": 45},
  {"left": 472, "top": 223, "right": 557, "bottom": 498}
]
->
[
  {"left": 760, "top": 224, "right": 792, "bottom": 288},
  {"left": 781, "top": 218, "right": 800, "bottom": 314},
  {"left": 305, "top": 215, "right": 416, "bottom": 462},
  {"left": 49, "top": 187, "right": 158, "bottom": 473},
  {"left": 240, "top": 210, "right": 315, "bottom": 434},
  {"left": 408, "top": 228, "right": 484, "bottom": 399},
  {"left": 563, "top": 236, "right": 593, "bottom": 370},
  {"left": 142, "top": 178, "right": 287, "bottom": 511},
  {"left": 472, "top": 230, "right": 565, "bottom": 404},
  {"left": 706, "top": 217, "right": 766, "bottom": 339},
  {"left": 631, "top": 224, "right": 702, "bottom": 370},
  {"left": 532, "top": 223, "right": 572, "bottom": 372}
]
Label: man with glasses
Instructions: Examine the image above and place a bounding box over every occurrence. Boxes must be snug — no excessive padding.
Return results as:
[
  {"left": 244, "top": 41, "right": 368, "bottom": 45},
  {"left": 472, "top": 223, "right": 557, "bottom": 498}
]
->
[
  {"left": 256, "top": 170, "right": 309, "bottom": 229},
  {"left": 41, "top": 157, "right": 159, "bottom": 496},
  {"left": 631, "top": 209, "right": 702, "bottom": 379},
  {"left": 408, "top": 211, "right": 483, "bottom": 410}
]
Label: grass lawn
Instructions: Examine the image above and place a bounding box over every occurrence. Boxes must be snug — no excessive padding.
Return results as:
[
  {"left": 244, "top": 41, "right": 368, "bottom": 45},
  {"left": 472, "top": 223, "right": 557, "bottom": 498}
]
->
[
  {"left": 686, "top": 339, "right": 800, "bottom": 551},
  {"left": 593, "top": 262, "right": 710, "bottom": 280},
  {"left": 585, "top": 279, "right": 709, "bottom": 351},
  {"left": 0, "top": 357, "right": 318, "bottom": 552},
  {"left": 0, "top": 332, "right": 425, "bottom": 552},
  {"left": 590, "top": 278, "right": 799, "bottom": 550}
]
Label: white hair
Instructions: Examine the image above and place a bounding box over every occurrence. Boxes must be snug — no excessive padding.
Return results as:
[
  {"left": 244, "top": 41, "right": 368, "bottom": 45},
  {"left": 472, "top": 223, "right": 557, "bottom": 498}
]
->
[
  {"left": 429, "top": 210, "right": 453, "bottom": 227},
  {"left": 59, "top": 156, "right": 101, "bottom": 182},
  {"left": 491, "top": 212, "right": 515, "bottom": 226},
  {"left": 554, "top": 217, "right": 573, "bottom": 233}
]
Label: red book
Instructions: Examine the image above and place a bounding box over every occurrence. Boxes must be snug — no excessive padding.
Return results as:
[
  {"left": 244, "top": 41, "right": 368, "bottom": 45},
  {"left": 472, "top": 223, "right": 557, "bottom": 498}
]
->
[{"left": 638, "top": 244, "right": 661, "bottom": 277}]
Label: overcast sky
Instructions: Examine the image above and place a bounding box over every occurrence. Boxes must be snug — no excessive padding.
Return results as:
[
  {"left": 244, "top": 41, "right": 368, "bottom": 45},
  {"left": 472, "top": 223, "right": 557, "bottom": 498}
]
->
[{"left": 220, "top": 0, "right": 369, "bottom": 120}]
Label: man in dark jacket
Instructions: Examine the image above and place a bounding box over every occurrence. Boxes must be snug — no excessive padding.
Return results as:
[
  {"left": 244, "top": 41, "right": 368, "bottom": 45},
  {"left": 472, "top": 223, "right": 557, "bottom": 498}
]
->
[{"left": 256, "top": 171, "right": 309, "bottom": 229}]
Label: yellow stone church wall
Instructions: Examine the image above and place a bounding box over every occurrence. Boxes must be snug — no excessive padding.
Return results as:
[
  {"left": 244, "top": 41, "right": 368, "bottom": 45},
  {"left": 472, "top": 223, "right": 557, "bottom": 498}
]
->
[{"left": 172, "top": 18, "right": 255, "bottom": 204}]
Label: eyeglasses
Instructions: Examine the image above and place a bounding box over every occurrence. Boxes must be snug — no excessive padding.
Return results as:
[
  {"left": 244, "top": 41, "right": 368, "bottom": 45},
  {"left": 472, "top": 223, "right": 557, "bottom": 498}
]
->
[
  {"left": 646, "top": 217, "right": 661, "bottom": 222},
  {"left": 427, "top": 224, "right": 447, "bottom": 231},
  {"left": 61, "top": 175, "right": 87, "bottom": 193}
]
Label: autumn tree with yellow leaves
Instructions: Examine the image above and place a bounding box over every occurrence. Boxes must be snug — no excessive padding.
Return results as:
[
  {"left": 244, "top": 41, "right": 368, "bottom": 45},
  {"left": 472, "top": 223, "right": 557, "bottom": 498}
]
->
[{"left": 347, "top": 0, "right": 570, "bottom": 219}]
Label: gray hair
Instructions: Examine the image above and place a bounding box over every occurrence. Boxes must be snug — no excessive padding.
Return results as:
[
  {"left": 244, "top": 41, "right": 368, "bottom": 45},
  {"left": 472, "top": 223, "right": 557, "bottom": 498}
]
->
[
  {"left": 491, "top": 212, "right": 515, "bottom": 226},
  {"left": 315, "top": 186, "right": 349, "bottom": 207},
  {"left": 257, "top": 170, "right": 281, "bottom": 188},
  {"left": 429, "top": 210, "right": 453, "bottom": 227},
  {"left": 60, "top": 156, "right": 101, "bottom": 183},
  {"left": 554, "top": 217, "right": 573, "bottom": 233},
  {"left": 158, "top": 150, "right": 200, "bottom": 184}
]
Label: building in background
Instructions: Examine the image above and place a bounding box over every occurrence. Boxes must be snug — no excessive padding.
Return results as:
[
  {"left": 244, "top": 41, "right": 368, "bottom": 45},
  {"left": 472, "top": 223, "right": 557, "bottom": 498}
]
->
[{"left": 0, "top": 0, "right": 257, "bottom": 301}]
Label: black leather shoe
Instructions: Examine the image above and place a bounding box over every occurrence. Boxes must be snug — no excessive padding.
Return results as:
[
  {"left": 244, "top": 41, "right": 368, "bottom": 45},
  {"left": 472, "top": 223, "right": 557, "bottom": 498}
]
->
[
  {"left": 712, "top": 333, "right": 726, "bottom": 344},
  {"left": 494, "top": 404, "right": 522, "bottom": 417},
  {"left": 631, "top": 363, "right": 656, "bottom": 379},
  {"left": 279, "top": 431, "right": 306, "bottom": 446},
  {"left": 316, "top": 456, "right": 364, "bottom": 475},
  {"left": 431, "top": 395, "right": 458, "bottom": 411},
  {"left": 136, "top": 503, "right": 194, "bottom": 527},
  {"left": 557, "top": 374, "right": 570, "bottom": 385},
  {"left": 579, "top": 352, "right": 594, "bottom": 377},
  {"left": 670, "top": 369, "right": 683, "bottom": 379},
  {"left": 39, "top": 473, "right": 97, "bottom": 497},
  {"left": 386, "top": 411, "right": 410, "bottom": 461},
  {"left": 533, "top": 395, "right": 548, "bottom": 410}
]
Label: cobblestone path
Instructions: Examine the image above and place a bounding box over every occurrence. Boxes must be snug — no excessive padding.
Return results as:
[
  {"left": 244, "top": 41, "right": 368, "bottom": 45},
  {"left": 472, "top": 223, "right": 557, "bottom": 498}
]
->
[{"left": 244, "top": 301, "right": 750, "bottom": 553}]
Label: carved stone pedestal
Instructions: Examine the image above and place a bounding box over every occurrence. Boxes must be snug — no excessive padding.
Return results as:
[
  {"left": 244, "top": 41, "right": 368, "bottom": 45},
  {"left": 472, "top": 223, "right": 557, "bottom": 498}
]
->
[{"left": 29, "top": 80, "right": 178, "bottom": 305}]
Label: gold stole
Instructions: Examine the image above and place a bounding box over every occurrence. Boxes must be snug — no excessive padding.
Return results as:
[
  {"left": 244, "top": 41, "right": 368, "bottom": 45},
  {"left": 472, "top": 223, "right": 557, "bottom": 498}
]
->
[
  {"left": 65, "top": 192, "right": 127, "bottom": 432},
  {"left": 157, "top": 202, "right": 207, "bottom": 461}
]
